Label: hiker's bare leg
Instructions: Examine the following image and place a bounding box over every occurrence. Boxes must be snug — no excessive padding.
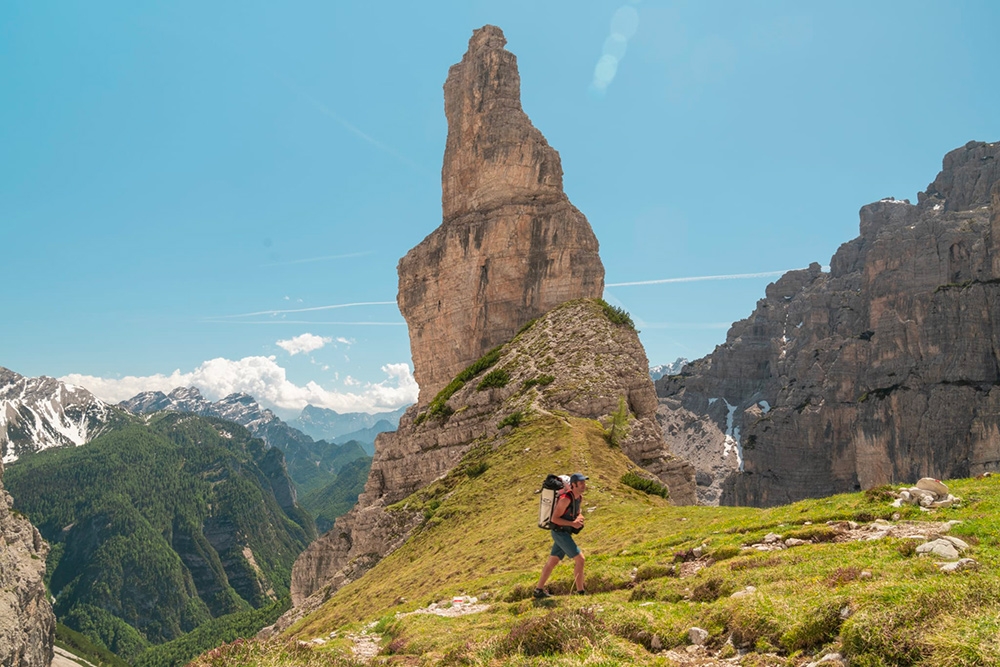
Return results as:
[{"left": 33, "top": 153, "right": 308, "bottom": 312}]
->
[
  {"left": 573, "top": 553, "right": 585, "bottom": 591},
  {"left": 537, "top": 555, "right": 560, "bottom": 589}
]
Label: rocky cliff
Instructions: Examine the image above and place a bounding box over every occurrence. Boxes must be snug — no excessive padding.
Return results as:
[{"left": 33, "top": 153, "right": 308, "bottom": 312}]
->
[
  {"left": 0, "top": 459, "right": 55, "bottom": 667},
  {"left": 279, "top": 300, "right": 695, "bottom": 628},
  {"left": 657, "top": 140, "right": 1000, "bottom": 506},
  {"left": 398, "top": 25, "right": 605, "bottom": 406}
]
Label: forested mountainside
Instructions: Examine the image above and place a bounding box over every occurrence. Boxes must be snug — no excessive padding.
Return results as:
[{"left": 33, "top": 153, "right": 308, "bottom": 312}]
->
[
  {"left": 121, "top": 386, "right": 373, "bottom": 528},
  {"left": 5, "top": 412, "right": 314, "bottom": 662}
]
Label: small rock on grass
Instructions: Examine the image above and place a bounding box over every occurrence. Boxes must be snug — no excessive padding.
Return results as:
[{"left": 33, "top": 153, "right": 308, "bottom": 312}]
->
[
  {"left": 939, "top": 558, "right": 979, "bottom": 573},
  {"left": 730, "top": 585, "right": 757, "bottom": 598},
  {"left": 688, "top": 627, "right": 709, "bottom": 645},
  {"left": 941, "top": 535, "right": 969, "bottom": 550},
  {"left": 806, "top": 653, "right": 845, "bottom": 666},
  {"left": 916, "top": 539, "right": 960, "bottom": 560}
]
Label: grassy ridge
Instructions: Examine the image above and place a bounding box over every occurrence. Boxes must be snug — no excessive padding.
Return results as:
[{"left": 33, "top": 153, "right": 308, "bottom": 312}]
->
[
  {"left": 190, "top": 410, "right": 1000, "bottom": 666},
  {"left": 292, "top": 415, "right": 687, "bottom": 635}
]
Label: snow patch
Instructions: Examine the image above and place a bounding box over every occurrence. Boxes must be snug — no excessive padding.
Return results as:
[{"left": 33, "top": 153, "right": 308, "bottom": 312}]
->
[
  {"left": 758, "top": 401, "right": 771, "bottom": 413},
  {"left": 722, "top": 400, "right": 744, "bottom": 472}
]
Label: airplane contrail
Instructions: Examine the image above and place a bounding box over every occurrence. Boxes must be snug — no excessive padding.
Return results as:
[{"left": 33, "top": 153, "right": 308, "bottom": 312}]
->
[
  {"left": 203, "top": 320, "right": 406, "bottom": 326},
  {"left": 262, "top": 251, "right": 374, "bottom": 267},
  {"left": 269, "top": 70, "right": 429, "bottom": 175},
  {"left": 606, "top": 269, "right": 801, "bottom": 287},
  {"left": 216, "top": 301, "right": 397, "bottom": 318}
]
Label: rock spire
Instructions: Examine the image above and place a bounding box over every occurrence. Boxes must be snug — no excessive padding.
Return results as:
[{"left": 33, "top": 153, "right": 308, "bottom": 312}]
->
[{"left": 398, "top": 25, "right": 605, "bottom": 405}]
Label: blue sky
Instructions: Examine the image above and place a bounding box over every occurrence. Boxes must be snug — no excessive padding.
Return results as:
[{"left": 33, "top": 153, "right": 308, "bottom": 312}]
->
[{"left": 2, "top": 1, "right": 998, "bottom": 417}]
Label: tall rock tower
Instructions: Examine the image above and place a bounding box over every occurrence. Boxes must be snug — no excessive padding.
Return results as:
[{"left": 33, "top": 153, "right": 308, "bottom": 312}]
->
[{"left": 398, "top": 25, "right": 605, "bottom": 405}]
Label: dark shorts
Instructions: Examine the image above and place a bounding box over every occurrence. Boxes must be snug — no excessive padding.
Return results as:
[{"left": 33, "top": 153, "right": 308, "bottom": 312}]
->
[{"left": 550, "top": 530, "right": 581, "bottom": 559}]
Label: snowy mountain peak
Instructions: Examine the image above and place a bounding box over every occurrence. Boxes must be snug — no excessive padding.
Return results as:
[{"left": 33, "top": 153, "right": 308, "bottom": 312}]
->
[
  {"left": 0, "top": 366, "right": 121, "bottom": 462},
  {"left": 650, "top": 358, "right": 690, "bottom": 381},
  {"left": 121, "top": 387, "right": 291, "bottom": 448}
]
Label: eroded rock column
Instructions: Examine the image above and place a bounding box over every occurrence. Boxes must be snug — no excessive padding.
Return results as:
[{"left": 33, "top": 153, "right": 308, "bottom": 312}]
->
[{"left": 398, "top": 25, "right": 604, "bottom": 405}]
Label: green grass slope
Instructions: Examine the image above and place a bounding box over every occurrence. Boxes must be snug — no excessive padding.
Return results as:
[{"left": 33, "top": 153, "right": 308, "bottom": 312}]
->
[
  {"left": 5, "top": 413, "right": 314, "bottom": 662},
  {"left": 192, "top": 411, "right": 1000, "bottom": 666}
]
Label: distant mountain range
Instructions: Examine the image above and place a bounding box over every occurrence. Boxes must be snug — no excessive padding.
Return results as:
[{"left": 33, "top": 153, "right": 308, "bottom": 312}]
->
[
  {"left": 291, "top": 404, "right": 407, "bottom": 452},
  {"left": 122, "top": 386, "right": 316, "bottom": 452},
  {"left": 649, "top": 357, "right": 689, "bottom": 381},
  {"left": 0, "top": 369, "right": 377, "bottom": 534},
  {"left": 119, "top": 387, "right": 374, "bottom": 508}
]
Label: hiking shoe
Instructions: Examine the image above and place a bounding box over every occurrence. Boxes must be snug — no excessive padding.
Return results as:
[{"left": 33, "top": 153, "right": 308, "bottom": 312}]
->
[
  {"left": 575, "top": 590, "right": 587, "bottom": 595},
  {"left": 533, "top": 588, "right": 552, "bottom": 599}
]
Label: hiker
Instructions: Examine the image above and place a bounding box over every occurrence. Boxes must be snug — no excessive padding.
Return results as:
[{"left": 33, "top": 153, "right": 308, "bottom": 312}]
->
[{"left": 534, "top": 472, "right": 588, "bottom": 598}]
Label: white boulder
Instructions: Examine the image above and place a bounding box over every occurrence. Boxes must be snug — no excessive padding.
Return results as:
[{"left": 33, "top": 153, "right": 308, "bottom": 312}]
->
[{"left": 916, "top": 477, "right": 949, "bottom": 496}]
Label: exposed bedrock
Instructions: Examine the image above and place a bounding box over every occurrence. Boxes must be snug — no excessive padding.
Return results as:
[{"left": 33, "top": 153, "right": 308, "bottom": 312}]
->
[
  {"left": 657, "top": 140, "right": 1000, "bottom": 506},
  {"left": 0, "top": 459, "right": 55, "bottom": 667}
]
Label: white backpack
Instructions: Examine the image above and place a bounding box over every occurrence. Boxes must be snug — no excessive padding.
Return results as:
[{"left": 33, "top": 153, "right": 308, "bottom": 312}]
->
[{"left": 537, "top": 474, "right": 570, "bottom": 529}]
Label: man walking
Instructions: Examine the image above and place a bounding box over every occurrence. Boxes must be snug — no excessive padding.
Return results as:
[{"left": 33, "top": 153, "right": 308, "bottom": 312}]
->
[{"left": 534, "top": 472, "right": 588, "bottom": 598}]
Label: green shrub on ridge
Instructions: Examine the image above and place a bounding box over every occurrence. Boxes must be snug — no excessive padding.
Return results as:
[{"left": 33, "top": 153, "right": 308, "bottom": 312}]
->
[{"left": 621, "top": 471, "right": 668, "bottom": 498}]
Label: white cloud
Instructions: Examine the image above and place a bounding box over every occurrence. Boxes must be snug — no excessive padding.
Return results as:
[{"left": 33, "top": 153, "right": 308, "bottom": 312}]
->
[
  {"left": 336, "top": 336, "right": 354, "bottom": 346},
  {"left": 61, "top": 357, "right": 418, "bottom": 414},
  {"left": 343, "top": 375, "right": 361, "bottom": 387},
  {"left": 276, "top": 333, "right": 332, "bottom": 355}
]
